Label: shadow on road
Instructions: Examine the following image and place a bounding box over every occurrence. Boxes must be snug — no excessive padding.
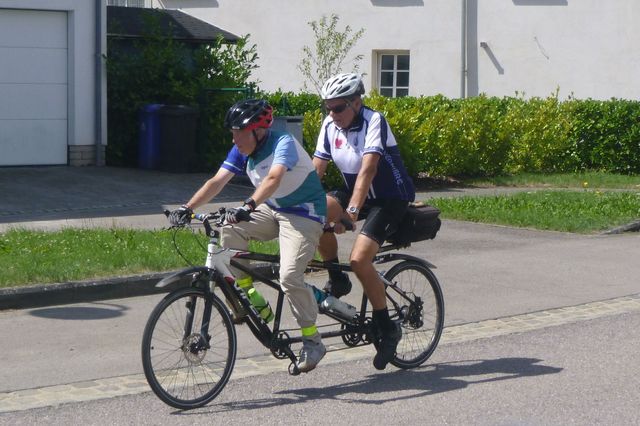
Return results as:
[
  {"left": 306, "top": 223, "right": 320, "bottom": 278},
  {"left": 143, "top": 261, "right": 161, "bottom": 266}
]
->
[
  {"left": 281, "top": 357, "right": 562, "bottom": 405},
  {"left": 28, "top": 302, "right": 129, "bottom": 320},
  {"left": 180, "top": 357, "right": 562, "bottom": 413}
]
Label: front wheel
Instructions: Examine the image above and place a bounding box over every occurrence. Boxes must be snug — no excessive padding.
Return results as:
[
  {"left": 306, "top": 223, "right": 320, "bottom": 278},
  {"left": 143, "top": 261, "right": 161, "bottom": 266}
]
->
[
  {"left": 383, "top": 261, "right": 444, "bottom": 369},
  {"left": 141, "top": 287, "right": 237, "bottom": 409}
]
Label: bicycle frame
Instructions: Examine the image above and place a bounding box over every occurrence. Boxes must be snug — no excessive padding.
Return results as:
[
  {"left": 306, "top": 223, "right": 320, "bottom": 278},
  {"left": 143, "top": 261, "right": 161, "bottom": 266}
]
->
[{"left": 155, "top": 215, "right": 439, "bottom": 371}]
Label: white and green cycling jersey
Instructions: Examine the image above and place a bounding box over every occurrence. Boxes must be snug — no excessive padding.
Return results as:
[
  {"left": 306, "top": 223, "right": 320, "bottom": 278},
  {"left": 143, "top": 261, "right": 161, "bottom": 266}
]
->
[{"left": 222, "top": 129, "right": 326, "bottom": 224}]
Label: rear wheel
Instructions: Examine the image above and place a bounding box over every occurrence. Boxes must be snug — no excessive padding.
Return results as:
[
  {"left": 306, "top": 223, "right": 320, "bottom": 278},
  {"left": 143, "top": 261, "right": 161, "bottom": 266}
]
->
[
  {"left": 383, "top": 261, "right": 444, "bottom": 369},
  {"left": 141, "top": 287, "right": 237, "bottom": 409}
]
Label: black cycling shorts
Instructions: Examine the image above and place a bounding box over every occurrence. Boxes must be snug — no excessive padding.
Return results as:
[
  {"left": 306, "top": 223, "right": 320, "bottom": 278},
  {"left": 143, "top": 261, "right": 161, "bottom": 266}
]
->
[{"left": 328, "top": 190, "right": 409, "bottom": 245}]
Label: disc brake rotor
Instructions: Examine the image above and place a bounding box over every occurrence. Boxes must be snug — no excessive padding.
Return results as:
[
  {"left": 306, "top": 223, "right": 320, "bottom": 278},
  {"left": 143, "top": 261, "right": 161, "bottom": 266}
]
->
[{"left": 182, "top": 333, "right": 208, "bottom": 364}]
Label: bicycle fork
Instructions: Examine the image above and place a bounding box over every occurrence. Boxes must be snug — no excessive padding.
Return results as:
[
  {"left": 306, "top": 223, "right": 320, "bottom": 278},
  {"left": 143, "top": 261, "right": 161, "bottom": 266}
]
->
[{"left": 181, "top": 295, "right": 212, "bottom": 355}]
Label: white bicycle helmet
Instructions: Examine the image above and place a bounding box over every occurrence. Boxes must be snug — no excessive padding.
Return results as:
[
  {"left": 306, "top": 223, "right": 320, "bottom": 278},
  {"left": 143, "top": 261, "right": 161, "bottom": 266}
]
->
[{"left": 321, "top": 73, "right": 365, "bottom": 100}]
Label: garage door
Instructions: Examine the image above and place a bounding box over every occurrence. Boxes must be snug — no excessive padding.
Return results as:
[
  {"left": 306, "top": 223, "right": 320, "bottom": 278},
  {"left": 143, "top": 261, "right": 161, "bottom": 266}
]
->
[{"left": 0, "top": 9, "right": 67, "bottom": 166}]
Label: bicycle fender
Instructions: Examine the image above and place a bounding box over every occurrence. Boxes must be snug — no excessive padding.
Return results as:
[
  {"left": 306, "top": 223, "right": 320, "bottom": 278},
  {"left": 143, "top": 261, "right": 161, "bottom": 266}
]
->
[
  {"left": 374, "top": 253, "right": 437, "bottom": 269},
  {"left": 155, "top": 266, "right": 211, "bottom": 288}
]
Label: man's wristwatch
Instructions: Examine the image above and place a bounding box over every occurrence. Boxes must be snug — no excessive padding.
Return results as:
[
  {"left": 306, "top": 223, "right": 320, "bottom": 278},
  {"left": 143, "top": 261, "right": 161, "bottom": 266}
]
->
[
  {"left": 243, "top": 197, "right": 257, "bottom": 211},
  {"left": 346, "top": 206, "right": 359, "bottom": 215}
]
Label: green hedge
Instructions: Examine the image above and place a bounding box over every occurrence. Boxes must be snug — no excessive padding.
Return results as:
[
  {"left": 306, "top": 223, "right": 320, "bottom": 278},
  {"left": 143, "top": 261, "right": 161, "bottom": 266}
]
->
[
  {"left": 106, "top": 25, "right": 639, "bottom": 181},
  {"left": 564, "top": 99, "right": 640, "bottom": 174},
  {"left": 287, "top": 92, "right": 640, "bottom": 183},
  {"left": 263, "top": 90, "right": 321, "bottom": 117}
]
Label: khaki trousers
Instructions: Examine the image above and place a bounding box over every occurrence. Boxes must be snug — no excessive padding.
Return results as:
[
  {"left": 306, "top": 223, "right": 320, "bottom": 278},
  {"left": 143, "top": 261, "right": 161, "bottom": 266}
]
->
[{"left": 220, "top": 205, "right": 323, "bottom": 329}]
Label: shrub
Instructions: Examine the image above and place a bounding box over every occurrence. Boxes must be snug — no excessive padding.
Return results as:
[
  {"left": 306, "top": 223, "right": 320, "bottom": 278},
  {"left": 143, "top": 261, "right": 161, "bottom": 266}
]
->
[
  {"left": 501, "top": 94, "right": 577, "bottom": 174},
  {"left": 264, "top": 90, "right": 321, "bottom": 117},
  {"left": 283, "top": 90, "right": 639, "bottom": 180},
  {"left": 565, "top": 99, "right": 640, "bottom": 174},
  {"left": 109, "top": 35, "right": 640, "bottom": 182}
]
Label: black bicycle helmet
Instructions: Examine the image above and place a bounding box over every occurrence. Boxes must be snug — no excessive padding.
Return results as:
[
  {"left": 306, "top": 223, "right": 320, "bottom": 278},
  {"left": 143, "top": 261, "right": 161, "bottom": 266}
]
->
[{"left": 224, "top": 99, "right": 273, "bottom": 131}]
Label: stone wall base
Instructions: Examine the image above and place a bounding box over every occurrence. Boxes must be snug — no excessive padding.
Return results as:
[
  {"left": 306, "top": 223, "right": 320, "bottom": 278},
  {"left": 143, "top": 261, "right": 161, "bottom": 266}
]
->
[{"left": 68, "top": 145, "right": 106, "bottom": 166}]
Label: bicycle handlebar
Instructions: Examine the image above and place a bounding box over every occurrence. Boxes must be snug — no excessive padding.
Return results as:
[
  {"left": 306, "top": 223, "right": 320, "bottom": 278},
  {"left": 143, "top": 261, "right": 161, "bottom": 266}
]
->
[
  {"left": 164, "top": 207, "right": 252, "bottom": 237},
  {"left": 165, "top": 207, "right": 353, "bottom": 235},
  {"left": 193, "top": 211, "right": 224, "bottom": 224},
  {"left": 324, "top": 218, "right": 355, "bottom": 233}
]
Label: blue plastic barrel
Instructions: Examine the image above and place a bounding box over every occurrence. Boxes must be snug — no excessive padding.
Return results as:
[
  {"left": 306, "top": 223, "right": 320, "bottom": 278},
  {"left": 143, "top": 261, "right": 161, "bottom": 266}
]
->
[{"left": 138, "top": 104, "right": 164, "bottom": 169}]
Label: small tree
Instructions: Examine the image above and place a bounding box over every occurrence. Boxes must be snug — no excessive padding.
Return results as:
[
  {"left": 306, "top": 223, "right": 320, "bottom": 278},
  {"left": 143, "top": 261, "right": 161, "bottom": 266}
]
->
[{"left": 298, "top": 14, "right": 365, "bottom": 94}]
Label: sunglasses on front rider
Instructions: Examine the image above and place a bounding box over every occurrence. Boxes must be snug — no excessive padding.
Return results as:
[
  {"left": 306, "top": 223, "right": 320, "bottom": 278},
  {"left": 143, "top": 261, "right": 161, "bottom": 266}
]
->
[{"left": 324, "top": 101, "right": 351, "bottom": 114}]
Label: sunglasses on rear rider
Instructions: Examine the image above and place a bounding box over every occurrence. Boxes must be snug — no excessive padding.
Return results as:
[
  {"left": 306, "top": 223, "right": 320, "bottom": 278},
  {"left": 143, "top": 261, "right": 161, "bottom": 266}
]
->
[{"left": 324, "top": 101, "right": 351, "bottom": 114}]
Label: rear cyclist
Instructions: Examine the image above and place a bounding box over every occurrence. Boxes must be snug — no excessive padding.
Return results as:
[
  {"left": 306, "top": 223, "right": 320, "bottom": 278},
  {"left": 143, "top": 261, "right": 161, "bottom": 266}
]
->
[{"left": 313, "top": 73, "right": 416, "bottom": 370}]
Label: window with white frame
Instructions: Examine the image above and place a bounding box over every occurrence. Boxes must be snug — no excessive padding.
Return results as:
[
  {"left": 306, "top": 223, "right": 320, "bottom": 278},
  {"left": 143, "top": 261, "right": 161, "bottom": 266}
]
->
[
  {"left": 376, "top": 52, "right": 410, "bottom": 97},
  {"left": 107, "top": 0, "right": 146, "bottom": 7}
]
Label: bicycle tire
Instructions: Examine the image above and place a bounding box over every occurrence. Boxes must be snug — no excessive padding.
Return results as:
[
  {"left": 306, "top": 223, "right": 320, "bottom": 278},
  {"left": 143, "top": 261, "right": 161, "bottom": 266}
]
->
[
  {"left": 383, "top": 260, "right": 444, "bottom": 369},
  {"left": 141, "top": 287, "right": 237, "bottom": 409}
]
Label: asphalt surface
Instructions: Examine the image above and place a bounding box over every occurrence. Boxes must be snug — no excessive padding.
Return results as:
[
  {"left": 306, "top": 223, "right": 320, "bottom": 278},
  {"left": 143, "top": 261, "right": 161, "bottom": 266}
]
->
[
  {"left": 0, "top": 165, "right": 532, "bottom": 229},
  {"left": 2, "top": 307, "right": 639, "bottom": 424}
]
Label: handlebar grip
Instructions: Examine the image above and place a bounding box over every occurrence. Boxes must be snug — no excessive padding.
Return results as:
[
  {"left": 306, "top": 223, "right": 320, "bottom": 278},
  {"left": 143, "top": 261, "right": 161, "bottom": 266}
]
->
[
  {"left": 340, "top": 218, "right": 355, "bottom": 231},
  {"left": 194, "top": 213, "right": 208, "bottom": 221}
]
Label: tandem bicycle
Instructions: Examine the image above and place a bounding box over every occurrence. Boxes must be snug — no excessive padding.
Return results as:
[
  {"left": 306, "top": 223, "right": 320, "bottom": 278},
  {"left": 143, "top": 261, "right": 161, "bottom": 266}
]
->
[{"left": 141, "top": 207, "right": 444, "bottom": 409}]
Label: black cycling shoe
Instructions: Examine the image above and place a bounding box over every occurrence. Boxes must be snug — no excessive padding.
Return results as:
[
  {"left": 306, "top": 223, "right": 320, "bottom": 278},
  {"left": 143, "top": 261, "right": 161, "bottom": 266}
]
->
[
  {"left": 323, "top": 271, "right": 352, "bottom": 298},
  {"left": 373, "top": 321, "right": 402, "bottom": 370}
]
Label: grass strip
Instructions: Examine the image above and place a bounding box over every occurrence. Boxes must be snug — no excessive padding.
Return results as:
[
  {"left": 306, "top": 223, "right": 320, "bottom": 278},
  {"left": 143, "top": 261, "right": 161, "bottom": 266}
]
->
[
  {"left": 430, "top": 190, "right": 640, "bottom": 233},
  {"left": 0, "top": 228, "right": 276, "bottom": 288},
  {"left": 464, "top": 172, "right": 640, "bottom": 189}
]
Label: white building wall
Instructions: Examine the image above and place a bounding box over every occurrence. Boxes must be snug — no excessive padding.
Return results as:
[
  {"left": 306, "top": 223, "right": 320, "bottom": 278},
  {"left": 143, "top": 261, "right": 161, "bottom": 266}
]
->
[
  {"left": 159, "top": 0, "right": 639, "bottom": 101},
  {"left": 472, "top": 0, "right": 640, "bottom": 100},
  {"left": 160, "top": 0, "right": 462, "bottom": 98}
]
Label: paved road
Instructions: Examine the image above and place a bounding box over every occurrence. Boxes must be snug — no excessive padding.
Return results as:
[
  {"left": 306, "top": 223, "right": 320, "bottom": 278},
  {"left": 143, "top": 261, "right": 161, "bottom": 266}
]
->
[{"left": 1, "top": 304, "right": 639, "bottom": 424}]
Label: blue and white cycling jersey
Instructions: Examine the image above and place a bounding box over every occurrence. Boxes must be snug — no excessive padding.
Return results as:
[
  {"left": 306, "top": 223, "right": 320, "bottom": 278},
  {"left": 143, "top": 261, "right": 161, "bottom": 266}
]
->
[
  {"left": 314, "top": 106, "right": 415, "bottom": 201},
  {"left": 221, "top": 129, "right": 326, "bottom": 224}
]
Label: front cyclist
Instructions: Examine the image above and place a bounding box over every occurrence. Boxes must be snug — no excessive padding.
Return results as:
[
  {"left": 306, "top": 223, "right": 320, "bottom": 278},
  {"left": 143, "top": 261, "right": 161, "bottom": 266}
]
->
[
  {"left": 169, "top": 99, "right": 327, "bottom": 373},
  {"left": 313, "top": 73, "right": 416, "bottom": 370}
]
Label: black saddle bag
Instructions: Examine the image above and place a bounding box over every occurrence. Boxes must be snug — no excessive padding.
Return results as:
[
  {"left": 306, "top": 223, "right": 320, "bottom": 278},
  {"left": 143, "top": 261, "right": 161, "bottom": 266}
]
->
[{"left": 387, "top": 203, "right": 441, "bottom": 246}]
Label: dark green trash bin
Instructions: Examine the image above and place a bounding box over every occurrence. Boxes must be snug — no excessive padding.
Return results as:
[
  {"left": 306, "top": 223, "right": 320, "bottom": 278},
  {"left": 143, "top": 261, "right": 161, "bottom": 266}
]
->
[{"left": 158, "top": 105, "right": 199, "bottom": 173}]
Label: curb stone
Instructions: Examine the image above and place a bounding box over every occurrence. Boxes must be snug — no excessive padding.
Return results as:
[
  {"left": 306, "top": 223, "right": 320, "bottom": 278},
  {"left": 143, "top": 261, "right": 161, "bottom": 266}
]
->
[
  {"left": 0, "top": 272, "right": 174, "bottom": 311},
  {"left": 602, "top": 219, "right": 640, "bottom": 235}
]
